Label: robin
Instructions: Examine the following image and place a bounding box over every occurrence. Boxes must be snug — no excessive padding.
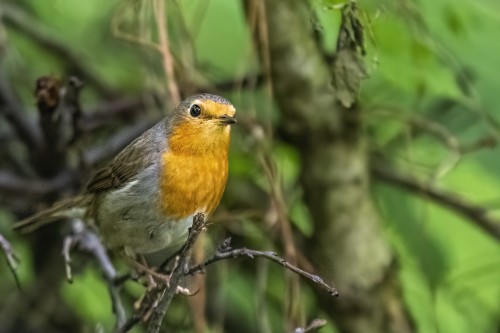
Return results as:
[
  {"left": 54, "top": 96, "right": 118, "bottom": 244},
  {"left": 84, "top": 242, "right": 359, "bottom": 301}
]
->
[{"left": 14, "top": 93, "right": 237, "bottom": 265}]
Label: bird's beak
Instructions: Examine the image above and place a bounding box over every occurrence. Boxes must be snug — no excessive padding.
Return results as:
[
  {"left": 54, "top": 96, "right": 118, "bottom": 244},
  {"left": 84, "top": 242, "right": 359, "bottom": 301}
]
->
[{"left": 218, "top": 114, "right": 237, "bottom": 125}]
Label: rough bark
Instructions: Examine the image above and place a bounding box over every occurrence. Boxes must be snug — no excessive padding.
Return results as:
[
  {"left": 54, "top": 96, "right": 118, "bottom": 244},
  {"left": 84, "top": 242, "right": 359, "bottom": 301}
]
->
[{"left": 259, "top": 0, "right": 414, "bottom": 332}]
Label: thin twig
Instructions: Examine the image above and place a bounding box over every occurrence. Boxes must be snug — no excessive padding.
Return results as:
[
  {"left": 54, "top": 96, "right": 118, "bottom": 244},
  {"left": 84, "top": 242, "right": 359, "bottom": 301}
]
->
[
  {"left": 111, "top": 0, "right": 180, "bottom": 107},
  {"left": 367, "top": 109, "right": 461, "bottom": 179},
  {"left": 111, "top": 0, "right": 162, "bottom": 53},
  {"left": 153, "top": 0, "right": 180, "bottom": 107},
  {"left": 187, "top": 237, "right": 339, "bottom": 297},
  {"left": 460, "top": 135, "right": 497, "bottom": 154},
  {"left": 0, "top": 233, "right": 21, "bottom": 289},
  {"left": 62, "top": 236, "right": 75, "bottom": 283},
  {"left": 255, "top": 0, "right": 273, "bottom": 101},
  {"left": 372, "top": 160, "right": 500, "bottom": 241},
  {"left": 206, "top": 73, "right": 265, "bottom": 93},
  {"left": 115, "top": 316, "right": 141, "bottom": 333},
  {"left": 292, "top": 318, "right": 327, "bottom": 333}
]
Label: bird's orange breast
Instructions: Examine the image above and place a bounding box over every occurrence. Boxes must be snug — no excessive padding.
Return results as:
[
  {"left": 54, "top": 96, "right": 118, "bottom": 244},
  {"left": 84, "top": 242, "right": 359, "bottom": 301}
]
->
[
  {"left": 159, "top": 150, "right": 228, "bottom": 220},
  {"left": 159, "top": 111, "right": 232, "bottom": 220}
]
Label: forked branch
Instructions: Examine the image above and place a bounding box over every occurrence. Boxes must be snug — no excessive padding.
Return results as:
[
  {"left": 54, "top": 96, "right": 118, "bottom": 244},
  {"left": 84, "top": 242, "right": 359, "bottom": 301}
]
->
[{"left": 187, "top": 237, "right": 339, "bottom": 297}]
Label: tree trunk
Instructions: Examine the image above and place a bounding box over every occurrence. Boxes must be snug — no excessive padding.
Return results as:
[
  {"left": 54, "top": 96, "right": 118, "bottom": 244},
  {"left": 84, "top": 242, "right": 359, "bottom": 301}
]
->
[{"left": 259, "top": 0, "right": 414, "bottom": 332}]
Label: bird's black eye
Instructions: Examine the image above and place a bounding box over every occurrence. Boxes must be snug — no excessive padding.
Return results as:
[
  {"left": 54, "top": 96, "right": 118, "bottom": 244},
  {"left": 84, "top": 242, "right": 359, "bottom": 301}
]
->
[{"left": 190, "top": 104, "right": 201, "bottom": 117}]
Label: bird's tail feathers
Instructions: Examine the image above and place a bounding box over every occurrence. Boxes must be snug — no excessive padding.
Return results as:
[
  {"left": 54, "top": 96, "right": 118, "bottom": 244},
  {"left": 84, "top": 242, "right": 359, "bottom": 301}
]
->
[{"left": 13, "top": 195, "right": 91, "bottom": 233}]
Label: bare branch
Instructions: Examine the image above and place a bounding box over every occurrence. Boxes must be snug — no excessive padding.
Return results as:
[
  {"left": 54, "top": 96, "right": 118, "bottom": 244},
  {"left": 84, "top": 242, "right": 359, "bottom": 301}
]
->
[
  {"left": 460, "top": 135, "right": 497, "bottom": 154},
  {"left": 80, "top": 96, "right": 150, "bottom": 133},
  {"left": 0, "top": 69, "right": 42, "bottom": 151},
  {"left": 115, "top": 314, "right": 141, "bottom": 333},
  {"left": 371, "top": 161, "right": 500, "bottom": 241},
  {"left": 292, "top": 319, "right": 328, "bottom": 333},
  {"left": 187, "top": 237, "right": 338, "bottom": 297},
  {"left": 62, "top": 219, "right": 126, "bottom": 329},
  {"left": 113, "top": 215, "right": 337, "bottom": 333},
  {"left": 0, "top": 170, "right": 76, "bottom": 197},
  {"left": 0, "top": 233, "right": 21, "bottom": 289},
  {"left": 0, "top": 120, "right": 154, "bottom": 203}
]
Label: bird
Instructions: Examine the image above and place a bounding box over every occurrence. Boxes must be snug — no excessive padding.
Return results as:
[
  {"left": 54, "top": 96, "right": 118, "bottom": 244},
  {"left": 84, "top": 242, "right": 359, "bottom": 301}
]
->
[{"left": 14, "top": 93, "right": 237, "bottom": 266}]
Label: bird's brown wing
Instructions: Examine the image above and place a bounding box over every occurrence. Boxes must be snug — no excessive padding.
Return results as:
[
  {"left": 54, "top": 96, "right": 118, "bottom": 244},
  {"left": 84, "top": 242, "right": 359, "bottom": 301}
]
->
[
  {"left": 86, "top": 121, "right": 166, "bottom": 193},
  {"left": 86, "top": 154, "right": 147, "bottom": 192}
]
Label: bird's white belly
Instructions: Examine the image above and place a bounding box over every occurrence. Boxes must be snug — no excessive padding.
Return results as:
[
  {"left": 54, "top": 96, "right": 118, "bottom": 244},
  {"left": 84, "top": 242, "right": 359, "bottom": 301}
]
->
[{"left": 95, "top": 174, "right": 194, "bottom": 256}]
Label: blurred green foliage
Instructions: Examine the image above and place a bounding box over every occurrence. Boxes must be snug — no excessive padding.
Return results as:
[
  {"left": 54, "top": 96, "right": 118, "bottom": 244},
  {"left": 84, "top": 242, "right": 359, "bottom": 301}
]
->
[{"left": 1, "top": 0, "right": 500, "bottom": 332}]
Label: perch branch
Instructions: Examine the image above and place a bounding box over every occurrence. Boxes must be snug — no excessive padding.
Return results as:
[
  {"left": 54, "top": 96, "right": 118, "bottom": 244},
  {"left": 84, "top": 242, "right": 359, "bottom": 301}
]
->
[
  {"left": 187, "top": 237, "right": 338, "bottom": 297},
  {"left": 146, "top": 213, "right": 206, "bottom": 333},
  {"left": 371, "top": 161, "right": 500, "bottom": 241},
  {"left": 116, "top": 214, "right": 207, "bottom": 333}
]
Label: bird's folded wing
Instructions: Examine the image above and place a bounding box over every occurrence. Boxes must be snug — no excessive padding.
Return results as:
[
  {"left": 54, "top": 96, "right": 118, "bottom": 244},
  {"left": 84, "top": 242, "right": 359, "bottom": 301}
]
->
[
  {"left": 86, "top": 156, "right": 149, "bottom": 192},
  {"left": 87, "top": 121, "right": 166, "bottom": 193}
]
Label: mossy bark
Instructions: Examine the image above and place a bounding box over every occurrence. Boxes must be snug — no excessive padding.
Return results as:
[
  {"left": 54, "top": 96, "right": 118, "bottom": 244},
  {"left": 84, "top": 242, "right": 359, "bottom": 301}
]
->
[{"left": 259, "top": 0, "right": 414, "bottom": 332}]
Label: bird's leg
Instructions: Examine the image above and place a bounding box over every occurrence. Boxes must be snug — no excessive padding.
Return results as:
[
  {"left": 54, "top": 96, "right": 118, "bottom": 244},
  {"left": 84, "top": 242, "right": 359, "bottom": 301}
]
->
[
  {"left": 140, "top": 255, "right": 157, "bottom": 290},
  {"left": 126, "top": 256, "right": 195, "bottom": 295},
  {"left": 126, "top": 255, "right": 167, "bottom": 289}
]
